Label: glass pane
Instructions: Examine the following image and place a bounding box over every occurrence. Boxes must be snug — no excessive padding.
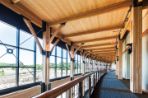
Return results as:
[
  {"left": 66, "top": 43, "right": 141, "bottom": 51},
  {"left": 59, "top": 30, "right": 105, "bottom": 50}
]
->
[
  {"left": 51, "top": 47, "right": 55, "bottom": 56},
  {"left": 78, "top": 55, "right": 80, "bottom": 61},
  {"left": 50, "top": 56, "right": 55, "bottom": 67},
  {"left": 50, "top": 56, "right": 55, "bottom": 79},
  {"left": 20, "top": 30, "right": 34, "bottom": 50},
  {"left": 36, "top": 44, "right": 43, "bottom": 81},
  {"left": 74, "top": 61, "right": 77, "bottom": 74},
  {"left": 78, "top": 62, "right": 81, "bottom": 73},
  {"left": 57, "top": 57, "right": 61, "bottom": 77},
  {"left": 0, "top": 45, "right": 16, "bottom": 67},
  {"left": 67, "top": 54, "right": 70, "bottom": 75},
  {"left": 63, "top": 49, "right": 67, "bottom": 59},
  {"left": 62, "top": 59, "right": 66, "bottom": 76},
  {"left": 20, "top": 49, "right": 34, "bottom": 67},
  {"left": 50, "top": 68, "right": 55, "bottom": 79},
  {"left": 0, "top": 68, "right": 16, "bottom": 90},
  {"left": 19, "top": 68, "right": 34, "bottom": 85},
  {"left": 57, "top": 46, "right": 61, "bottom": 57},
  {"left": 19, "top": 49, "right": 34, "bottom": 85},
  {"left": 0, "top": 21, "right": 16, "bottom": 46}
]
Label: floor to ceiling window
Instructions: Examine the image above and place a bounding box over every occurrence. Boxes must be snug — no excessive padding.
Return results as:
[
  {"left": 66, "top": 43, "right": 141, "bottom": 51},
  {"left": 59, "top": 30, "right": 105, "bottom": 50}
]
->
[
  {"left": 0, "top": 20, "right": 82, "bottom": 91},
  {"left": 0, "top": 21, "right": 17, "bottom": 90}
]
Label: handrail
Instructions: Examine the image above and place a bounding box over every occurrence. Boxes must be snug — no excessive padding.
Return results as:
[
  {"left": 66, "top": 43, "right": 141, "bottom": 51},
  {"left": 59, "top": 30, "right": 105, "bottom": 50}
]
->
[{"left": 33, "top": 71, "right": 98, "bottom": 98}]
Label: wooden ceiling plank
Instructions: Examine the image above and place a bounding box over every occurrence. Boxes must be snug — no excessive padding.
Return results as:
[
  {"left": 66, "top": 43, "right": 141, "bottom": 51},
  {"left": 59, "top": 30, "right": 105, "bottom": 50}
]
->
[
  {"left": 49, "top": 0, "right": 131, "bottom": 25},
  {"left": 65, "top": 25, "right": 122, "bottom": 37},
  {"left": 93, "top": 48, "right": 115, "bottom": 52},
  {"left": 82, "top": 42, "right": 115, "bottom": 48},
  {"left": 85, "top": 46, "right": 115, "bottom": 50},
  {"left": 74, "top": 35, "right": 118, "bottom": 43}
]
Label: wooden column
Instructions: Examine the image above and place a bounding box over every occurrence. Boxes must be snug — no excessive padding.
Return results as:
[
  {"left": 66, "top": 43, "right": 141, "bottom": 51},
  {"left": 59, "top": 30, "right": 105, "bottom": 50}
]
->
[
  {"left": 118, "top": 39, "right": 123, "bottom": 79},
  {"left": 42, "top": 28, "right": 50, "bottom": 90},
  {"left": 66, "top": 45, "right": 81, "bottom": 98},
  {"left": 130, "top": 4, "right": 142, "bottom": 93},
  {"left": 81, "top": 52, "right": 86, "bottom": 75},
  {"left": 23, "top": 19, "right": 62, "bottom": 91},
  {"left": 70, "top": 47, "right": 75, "bottom": 80}
]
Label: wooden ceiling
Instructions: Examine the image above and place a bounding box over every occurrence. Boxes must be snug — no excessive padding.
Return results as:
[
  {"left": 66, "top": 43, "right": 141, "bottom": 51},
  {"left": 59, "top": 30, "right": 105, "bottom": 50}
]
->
[{"left": 0, "top": 0, "right": 132, "bottom": 63}]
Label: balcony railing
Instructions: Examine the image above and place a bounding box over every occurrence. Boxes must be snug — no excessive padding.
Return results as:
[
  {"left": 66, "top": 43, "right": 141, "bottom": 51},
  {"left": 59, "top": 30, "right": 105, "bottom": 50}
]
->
[{"left": 33, "top": 69, "right": 106, "bottom": 98}]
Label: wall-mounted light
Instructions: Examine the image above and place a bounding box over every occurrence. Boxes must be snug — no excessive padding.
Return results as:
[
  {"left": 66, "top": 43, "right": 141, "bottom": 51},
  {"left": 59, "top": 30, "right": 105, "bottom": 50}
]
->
[{"left": 126, "top": 43, "right": 132, "bottom": 54}]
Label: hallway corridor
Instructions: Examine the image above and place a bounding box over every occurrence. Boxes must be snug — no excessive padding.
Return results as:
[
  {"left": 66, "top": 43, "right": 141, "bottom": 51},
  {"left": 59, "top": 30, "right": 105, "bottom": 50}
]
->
[{"left": 92, "top": 71, "right": 148, "bottom": 98}]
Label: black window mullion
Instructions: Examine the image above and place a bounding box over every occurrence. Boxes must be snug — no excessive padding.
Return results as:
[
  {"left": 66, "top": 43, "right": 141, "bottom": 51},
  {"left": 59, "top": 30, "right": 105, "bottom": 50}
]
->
[
  {"left": 16, "top": 27, "right": 20, "bottom": 86},
  {"left": 55, "top": 47, "right": 57, "bottom": 78},
  {"left": 34, "top": 41, "right": 36, "bottom": 82},
  {"left": 61, "top": 49, "right": 63, "bottom": 77},
  {"left": 66, "top": 50, "right": 68, "bottom": 75}
]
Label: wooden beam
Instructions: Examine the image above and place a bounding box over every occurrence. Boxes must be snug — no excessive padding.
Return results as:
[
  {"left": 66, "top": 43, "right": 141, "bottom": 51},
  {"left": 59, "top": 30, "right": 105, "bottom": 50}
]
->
[
  {"left": 49, "top": 0, "right": 131, "bottom": 25},
  {"left": 95, "top": 53, "right": 115, "bottom": 56},
  {"left": 74, "top": 35, "right": 117, "bottom": 43},
  {"left": 85, "top": 46, "right": 115, "bottom": 50},
  {"left": 50, "top": 39, "right": 60, "bottom": 52},
  {"left": 1, "top": 0, "right": 42, "bottom": 27},
  {"left": 93, "top": 49, "right": 115, "bottom": 52},
  {"left": 65, "top": 25, "right": 122, "bottom": 37},
  {"left": 94, "top": 51, "right": 115, "bottom": 54},
  {"left": 23, "top": 18, "right": 43, "bottom": 53},
  {"left": 84, "top": 45, "right": 115, "bottom": 50},
  {"left": 93, "top": 50, "right": 115, "bottom": 53},
  {"left": 11, "top": 0, "right": 21, "bottom": 4},
  {"left": 82, "top": 43, "right": 115, "bottom": 48},
  {"left": 50, "top": 25, "right": 65, "bottom": 43}
]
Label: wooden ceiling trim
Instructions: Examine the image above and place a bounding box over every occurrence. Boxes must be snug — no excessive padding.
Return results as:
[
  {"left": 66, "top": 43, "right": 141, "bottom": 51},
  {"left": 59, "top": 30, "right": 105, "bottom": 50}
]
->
[
  {"left": 74, "top": 35, "right": 118, "bottom": 43},
  {"left": 65, "top": 24, "right": 122, "bottom": 37},
  {"left": 49, "top": 0, "right": 131, "bottom": 25},
  {"left": 1, "top": 0, "right": 42, "bottom": 27},
  {"left": 82, "top": 43, "right": 115, "bottom": 48}
]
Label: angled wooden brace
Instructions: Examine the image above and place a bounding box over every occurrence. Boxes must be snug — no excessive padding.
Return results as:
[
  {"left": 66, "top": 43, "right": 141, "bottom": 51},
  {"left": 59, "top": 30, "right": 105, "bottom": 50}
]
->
[
  {"left": 50, "top": 24, "right": 65, "bottom": 43},
  {"left": 23, "top": 18, "right": 43, "bottom": 53},
  {"left": 50, "top": 38, "right": 60, "bottom": 52}
]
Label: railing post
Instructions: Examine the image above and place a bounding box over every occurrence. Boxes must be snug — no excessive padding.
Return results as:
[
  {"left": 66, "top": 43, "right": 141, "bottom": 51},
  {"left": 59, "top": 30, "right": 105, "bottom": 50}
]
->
[
  {"left": 89, "top": 76, "right": 91, "bottom": 97},
  {"left": 79, "top": 81, "right": 83, "bottom": 98},
  {"left": 93, "top": 74, "right": 95, "bottom": 88},
  {"left": 96, "top": 72, "right": 97, "bottom": 84}
]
